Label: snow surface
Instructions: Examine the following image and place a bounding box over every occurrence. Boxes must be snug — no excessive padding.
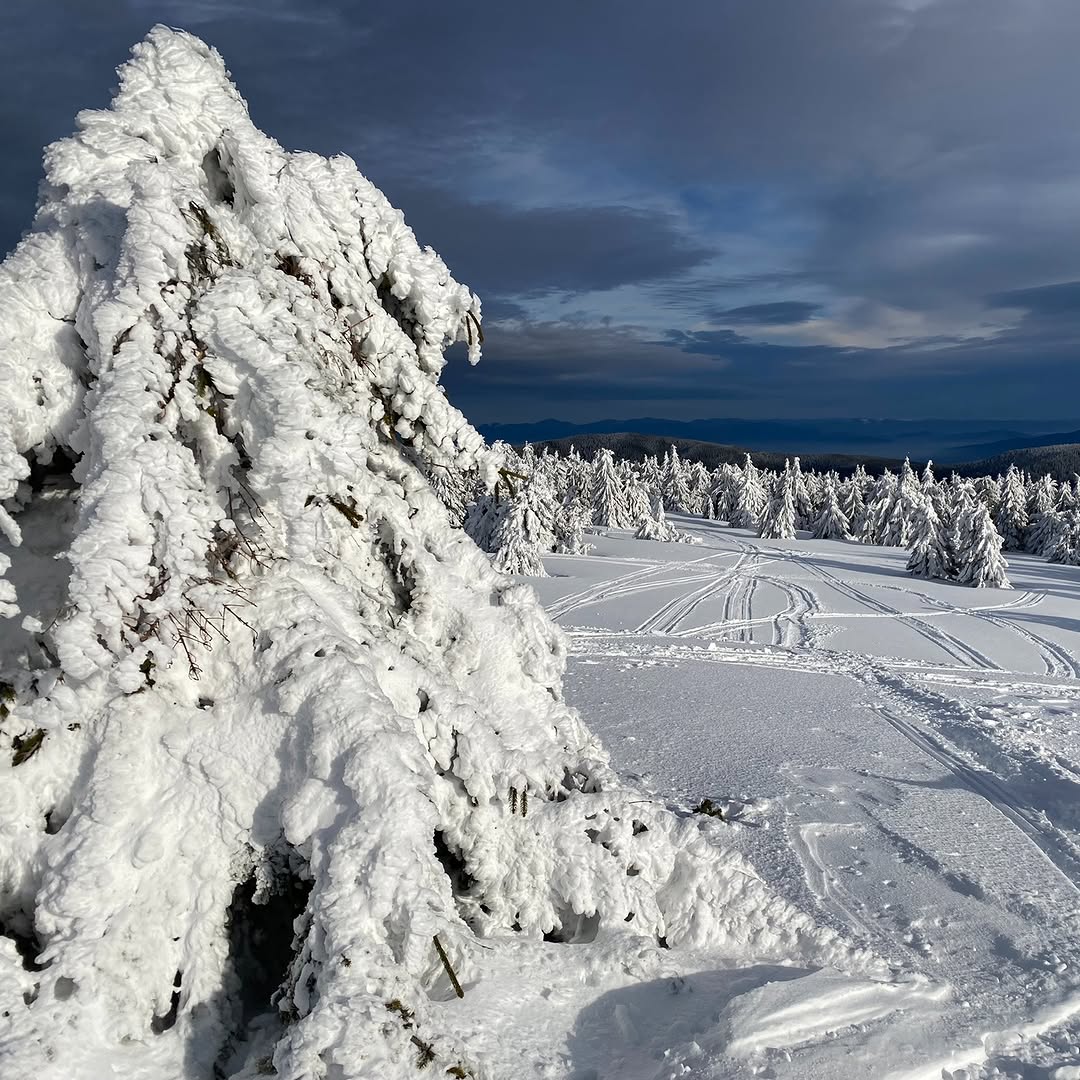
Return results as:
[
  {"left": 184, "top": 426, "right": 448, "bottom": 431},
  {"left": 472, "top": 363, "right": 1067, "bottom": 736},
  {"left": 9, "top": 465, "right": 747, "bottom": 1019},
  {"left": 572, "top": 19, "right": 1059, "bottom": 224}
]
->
[{"left": 534, "top": 518, "right": 1080, "bottom": 1077}]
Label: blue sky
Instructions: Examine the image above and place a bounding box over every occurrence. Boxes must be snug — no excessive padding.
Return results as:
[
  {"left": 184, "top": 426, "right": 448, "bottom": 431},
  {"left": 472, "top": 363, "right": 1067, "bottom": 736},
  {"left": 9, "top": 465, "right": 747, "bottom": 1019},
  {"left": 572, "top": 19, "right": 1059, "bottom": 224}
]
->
[{"left": 4, "top": 1, "right": 1080, "bottom": 424}]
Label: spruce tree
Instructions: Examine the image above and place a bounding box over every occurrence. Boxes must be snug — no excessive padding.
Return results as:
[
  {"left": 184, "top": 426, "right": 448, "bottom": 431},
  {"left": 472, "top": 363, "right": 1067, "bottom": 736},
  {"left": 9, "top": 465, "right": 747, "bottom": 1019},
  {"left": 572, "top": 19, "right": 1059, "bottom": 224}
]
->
[
  {"left": 590, "top": 448, "right": 632, "bottom": 527},
  {"left": 955, "top": 502, "right": 1011, "bottom": 588},
  {"left": 994, "top": 464, "right": 1029, "bottom": 552},
  {"left": 810, "top": 472, "right": 851, "bottom": 540},
  {"left": 731, "top": 454, "right": 766, "bottom": 529},
  {"left": 906, "top": 493, "right": 953, "bottom": 581},
  {"left": 758, "top": 464, "right": 797, "bottom": 540},
  {"left": 0, "top": 32, "right": 869, "bottom": 1077}
]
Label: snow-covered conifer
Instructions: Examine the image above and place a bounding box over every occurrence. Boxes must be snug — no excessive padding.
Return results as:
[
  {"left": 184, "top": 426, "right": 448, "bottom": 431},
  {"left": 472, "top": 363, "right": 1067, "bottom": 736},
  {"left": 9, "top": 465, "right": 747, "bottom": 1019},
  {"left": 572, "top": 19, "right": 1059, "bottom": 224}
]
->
[
  {"left": 810, "top": 472, "right": 851, "bottom": 540},
  {"left": 661, "top": 445, "right": 692, "bottom": 513},
  {"left": 731, "top": 454, "right": 766, "bottom": 529},
  {"left": 490, "top": 486, "right": 550, "bottom": 577},
  {"left": 791, "top": 457, "right": 814, "bottom": 529},
  {"left": 906, "top": 493, "right": 953, "bottom": 581},
  {"left": 0, "top": 31, "right": 872, "bottom": 1078},
  {"left": 955, "top": 501, "right": 1011, "bottom": 588},
  {"left": 994, "top": 464, "right": 1029, "bottom": 551},
  {"left": 758, "top": 464, "right": 797, "bottom": 540},
  {"left": 590, "top": 447, "right": 633, "bottom": 527}
]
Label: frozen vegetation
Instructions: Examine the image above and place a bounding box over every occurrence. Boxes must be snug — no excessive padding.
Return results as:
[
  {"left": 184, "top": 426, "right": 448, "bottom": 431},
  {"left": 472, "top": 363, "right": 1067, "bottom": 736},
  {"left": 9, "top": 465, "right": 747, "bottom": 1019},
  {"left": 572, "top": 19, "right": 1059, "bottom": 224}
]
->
[
  {"left": 4, "top": 25, "right": 1080, "bottom": 1080},
  {"left": 0, "top": 27, "right": 898, "bottom": 1080}
]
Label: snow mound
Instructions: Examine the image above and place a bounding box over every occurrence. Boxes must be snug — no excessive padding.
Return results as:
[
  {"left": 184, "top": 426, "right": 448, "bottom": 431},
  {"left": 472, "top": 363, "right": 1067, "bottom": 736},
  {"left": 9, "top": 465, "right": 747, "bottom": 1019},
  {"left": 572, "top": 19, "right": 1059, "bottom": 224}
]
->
[{"left": 1, "top": 27, "right": 880, "bottom": 1079}]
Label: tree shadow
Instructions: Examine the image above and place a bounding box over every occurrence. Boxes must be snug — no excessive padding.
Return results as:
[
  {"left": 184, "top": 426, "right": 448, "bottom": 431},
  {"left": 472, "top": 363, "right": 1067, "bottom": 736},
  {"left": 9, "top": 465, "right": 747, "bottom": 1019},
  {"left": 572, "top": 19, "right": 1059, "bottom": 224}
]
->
[{"left": 564, "top": 964, "right": 813, "bottom": 1079}]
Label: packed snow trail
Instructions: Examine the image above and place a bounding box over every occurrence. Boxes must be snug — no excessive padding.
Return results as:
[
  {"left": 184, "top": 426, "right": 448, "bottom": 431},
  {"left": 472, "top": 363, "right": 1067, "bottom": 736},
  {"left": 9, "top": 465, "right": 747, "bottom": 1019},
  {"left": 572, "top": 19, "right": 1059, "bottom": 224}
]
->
[{"left": 537, "top": 520, "right": 1080, "bottom": 1077}]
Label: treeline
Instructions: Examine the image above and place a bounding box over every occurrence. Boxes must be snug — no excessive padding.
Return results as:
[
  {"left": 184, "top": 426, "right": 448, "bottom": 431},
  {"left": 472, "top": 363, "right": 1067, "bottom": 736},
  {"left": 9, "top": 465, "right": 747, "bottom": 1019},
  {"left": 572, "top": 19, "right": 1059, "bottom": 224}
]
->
[
  {"left": 532, "top": 432, "right": 1080, "bottom": 482},
  {"left": 434, "top": 442, "right": 1080, "bottom": 590}
]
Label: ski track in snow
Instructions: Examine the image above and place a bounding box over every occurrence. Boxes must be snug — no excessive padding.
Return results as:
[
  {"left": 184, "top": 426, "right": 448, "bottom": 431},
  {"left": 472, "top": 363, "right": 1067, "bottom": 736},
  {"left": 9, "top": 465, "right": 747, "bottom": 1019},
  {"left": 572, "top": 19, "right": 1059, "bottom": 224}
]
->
[{"left": 541, "top": 520, "right": 1080, "bottom": 1077}]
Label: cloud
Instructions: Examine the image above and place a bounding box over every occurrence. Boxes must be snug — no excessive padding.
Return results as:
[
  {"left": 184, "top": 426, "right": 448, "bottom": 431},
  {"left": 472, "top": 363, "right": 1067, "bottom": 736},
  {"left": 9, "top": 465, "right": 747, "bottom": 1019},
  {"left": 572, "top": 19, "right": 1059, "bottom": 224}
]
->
[
  {"left": 5, "top": 1, "right": 1080, "bottom": 419},
  {"left": 712, "top": 301, "right": 821, "bottom": 326},
  {"left": 384, "top": 185, "right": 711, "bottom": 298}
]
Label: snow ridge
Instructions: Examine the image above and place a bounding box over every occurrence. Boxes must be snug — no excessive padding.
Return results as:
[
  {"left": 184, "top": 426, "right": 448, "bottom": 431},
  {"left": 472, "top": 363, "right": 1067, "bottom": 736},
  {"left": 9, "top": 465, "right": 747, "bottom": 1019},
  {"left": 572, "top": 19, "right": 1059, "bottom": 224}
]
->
[{"left": 1, "top": 28, "right": 877, "bottom": 1080}]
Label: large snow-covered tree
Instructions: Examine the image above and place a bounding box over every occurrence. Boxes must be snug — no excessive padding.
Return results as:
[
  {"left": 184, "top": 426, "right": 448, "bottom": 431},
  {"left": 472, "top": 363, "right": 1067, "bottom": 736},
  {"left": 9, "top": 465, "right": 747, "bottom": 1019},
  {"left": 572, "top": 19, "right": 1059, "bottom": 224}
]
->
[{"left": 0, "top": 29, "right": 873, "bottom": 1080}]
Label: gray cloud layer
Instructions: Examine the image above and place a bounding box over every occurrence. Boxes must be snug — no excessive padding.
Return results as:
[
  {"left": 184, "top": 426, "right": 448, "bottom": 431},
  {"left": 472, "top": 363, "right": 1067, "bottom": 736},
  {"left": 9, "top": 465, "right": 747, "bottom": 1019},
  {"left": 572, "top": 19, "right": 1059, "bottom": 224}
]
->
[{"left": 4, "top": 1, "right": 1080, "bottom": 422}]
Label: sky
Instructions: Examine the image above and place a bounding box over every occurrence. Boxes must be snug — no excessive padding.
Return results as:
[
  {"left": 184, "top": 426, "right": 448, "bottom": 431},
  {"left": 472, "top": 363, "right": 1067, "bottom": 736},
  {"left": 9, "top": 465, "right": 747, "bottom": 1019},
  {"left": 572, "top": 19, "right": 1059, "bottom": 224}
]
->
[{"left": 4, "top": 1, "right": 1080, "bottom": 425}]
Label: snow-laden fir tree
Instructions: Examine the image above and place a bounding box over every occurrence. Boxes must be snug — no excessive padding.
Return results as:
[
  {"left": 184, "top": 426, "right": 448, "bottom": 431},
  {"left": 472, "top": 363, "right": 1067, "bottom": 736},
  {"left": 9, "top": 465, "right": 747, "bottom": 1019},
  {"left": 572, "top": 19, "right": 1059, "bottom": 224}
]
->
[
  {"left": 858, "top": 469, "right": 897, "bottom": 545},
  {"left": 0, "top": 30, "right": 877, "bottom": 1080},
  {"left": 731, "top": 453, "right": 766, "bottom": 529},
  {"left": 590, "top": 447, "right": 633, "bottom": 528},
  {"left": 634, "top": 491, "right": 697, "bottom": 543},
  {"left": 661, "top": 445, "right": 692, "bottom": 514},
  {"left": 955, "top": 501, "right": 1011, "bottom": 588},
  {"left": 790, "top": 457, "right": 814, "bottom": 530},
  {"left": 994, "top": 464, "right": 1028, "bottom": 552},
  {"left": 707, "top": 463, "right": 734, "bottom": 523},
  {"left": 810, "top": 472, "right": 851, "bottom": 540},
  {"left": 758, "top": 463, "right": 797, "bottom": 540},
  {"left": 840, "top": 472, "right": 866, "bottom": 534},
  {"left": 906, "top": 492, "right": 953, "bottom": 581},
  {"left": 686, "top": 459, "right": 711, "bottom": 516},
  {"left": 490, "top": 484, "right": 550, "bottom": 577},
  {"left": 1045, "top": 508, "right": 1080, "bottom": 566},
  {"left": 624, "top": 469, "right": 652, "bottom": 528},
  {"left": 1025, "top": 474, "right": 1058, "bottom": 554}
]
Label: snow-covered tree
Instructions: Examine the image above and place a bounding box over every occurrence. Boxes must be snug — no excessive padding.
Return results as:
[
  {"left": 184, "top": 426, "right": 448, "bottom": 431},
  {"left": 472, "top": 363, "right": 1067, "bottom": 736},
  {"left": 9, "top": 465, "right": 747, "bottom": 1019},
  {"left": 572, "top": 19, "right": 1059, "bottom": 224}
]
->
[
  {"left": 810, "top": 472, "right": 851, "bottom": 540},
  {"left": 731, "top": 454, "right": 766, "bottom": 529},
  {"left": 1025, "top": 474, "right": 1058, "bottom": 554},
  {"left": 790, "top": 457, "right": 814, "bottom": 530},
  {"left": 0, "top": 30, "right": 869, "bottom": 1079},
  {"left": 661, "top": 445, "right": 692, "bottom": 514},
  {"left": 994, "top": 464, "right": 1028, "bottom": 552},
  {"left": 590, "top": 447, "right": 633, "bottom": 528},
  {"left": 840, "top": 472, "right": 866, "bottom": 534},
  {"left": 758, "top": 464, "right": 797, "bottom": 540},
  {"left": 490, "top": 486, "right": 550, "bottom": 577},
  {"left": 955, "top": 502, "right": 1011, "bottom": 588},
  {"left": 906, "top": 493, "right": 953, "bottom": 581},
  {"left": 859, "top": 470, "right": 897, "bottom": 545},
  {"left": 635, "top": 491, "right": 698, "bottom": 543}
]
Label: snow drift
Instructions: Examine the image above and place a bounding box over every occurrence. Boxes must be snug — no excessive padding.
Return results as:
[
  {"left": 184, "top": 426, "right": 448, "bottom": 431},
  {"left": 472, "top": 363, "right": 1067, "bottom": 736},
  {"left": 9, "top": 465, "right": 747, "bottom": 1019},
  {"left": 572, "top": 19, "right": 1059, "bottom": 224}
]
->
[{"left": 1, "top": 28, "right": 881, "bottom": 1079}]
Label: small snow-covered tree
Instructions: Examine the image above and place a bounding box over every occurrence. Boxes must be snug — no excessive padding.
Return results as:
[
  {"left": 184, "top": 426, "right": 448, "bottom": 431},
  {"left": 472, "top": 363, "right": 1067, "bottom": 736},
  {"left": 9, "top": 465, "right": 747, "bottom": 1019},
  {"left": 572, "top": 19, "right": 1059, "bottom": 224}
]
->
[
  {"left": 635, "top": 491, "right": 698, "bottom": 543},
  {"left": 790, "top": 456, "right": 814, "bottom": 530},
  {"left": 590, "top": 447, "right": 632, "bottom": 527},
  {"left": 994, "top": 464, "right": 1029, "bottom": 552},
  {"left": 758, "top": 464, "right": 797, "bottom": 540},
  {"left": 955, "top": 502, "right": 1011, "bottom": 588},
  {"left": 731, "top": 454, "right": 766, "bottom": 529},
  {"left": 1025, "top": 475, "right": 1058, "bottom": 554},
  {"left": 811, "top": 472, "right": 851, "bottom": 540},
  {"left": 490, "top": 486, "right": 549, "bottom": 577},
  {"left": 906, "top": 493, "right": 953, "bottom": 581},
  {"left": 859, "top": 470, "right": 897, "bottom": 544},
  {"left": 661, "top": 445, "right": 692, "bottom": 513}
]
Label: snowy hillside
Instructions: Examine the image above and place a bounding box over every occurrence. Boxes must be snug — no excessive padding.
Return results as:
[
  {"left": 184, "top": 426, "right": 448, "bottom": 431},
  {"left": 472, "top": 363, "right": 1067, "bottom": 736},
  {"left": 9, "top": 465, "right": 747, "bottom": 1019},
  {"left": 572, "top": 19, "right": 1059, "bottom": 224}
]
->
[{"left": 535, "top": 519, "right": 1080, "bottom": 1078}]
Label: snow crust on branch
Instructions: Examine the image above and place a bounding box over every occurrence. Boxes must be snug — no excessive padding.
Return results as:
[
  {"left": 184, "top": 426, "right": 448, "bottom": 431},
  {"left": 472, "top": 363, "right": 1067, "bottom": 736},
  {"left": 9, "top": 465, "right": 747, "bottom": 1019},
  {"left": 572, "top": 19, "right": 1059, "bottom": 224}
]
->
[{"left": 0, "top": 28, "right": 878, "bottom": 1080}]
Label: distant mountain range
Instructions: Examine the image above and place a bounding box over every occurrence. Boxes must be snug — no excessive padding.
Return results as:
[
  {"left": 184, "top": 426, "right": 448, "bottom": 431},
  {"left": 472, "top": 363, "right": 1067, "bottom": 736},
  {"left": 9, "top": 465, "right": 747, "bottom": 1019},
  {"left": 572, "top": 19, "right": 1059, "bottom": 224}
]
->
[
  {"left": 477, "top": 417, "right": 1080, "bottom": 464},
  {"left": 527, "top": 432, "right": 1080, "bottom": 482}
]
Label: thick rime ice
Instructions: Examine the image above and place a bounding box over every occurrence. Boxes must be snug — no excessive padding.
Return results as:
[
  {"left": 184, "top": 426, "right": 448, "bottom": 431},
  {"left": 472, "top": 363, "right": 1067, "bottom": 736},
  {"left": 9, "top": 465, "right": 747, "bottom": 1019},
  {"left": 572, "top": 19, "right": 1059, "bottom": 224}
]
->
[{"left": 0, "top": 27, "right": 879, "bottom": 1080}]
